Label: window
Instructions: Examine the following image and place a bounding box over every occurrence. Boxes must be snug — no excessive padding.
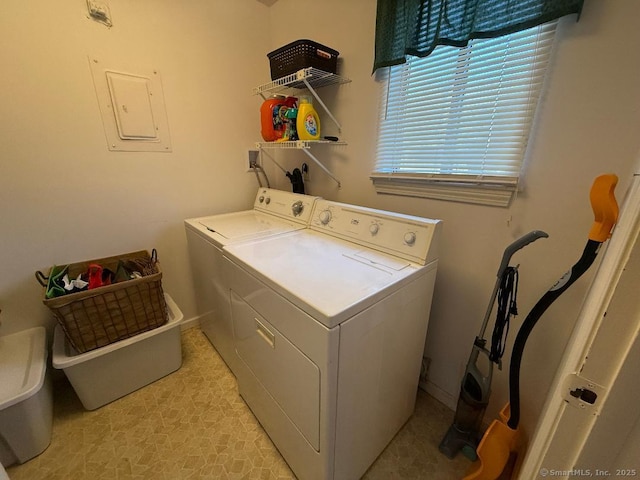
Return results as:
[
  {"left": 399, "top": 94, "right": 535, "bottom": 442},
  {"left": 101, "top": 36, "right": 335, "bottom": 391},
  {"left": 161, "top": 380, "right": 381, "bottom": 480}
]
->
[{"left": 371, "top": 21, "right": 558, "bottom": 207}]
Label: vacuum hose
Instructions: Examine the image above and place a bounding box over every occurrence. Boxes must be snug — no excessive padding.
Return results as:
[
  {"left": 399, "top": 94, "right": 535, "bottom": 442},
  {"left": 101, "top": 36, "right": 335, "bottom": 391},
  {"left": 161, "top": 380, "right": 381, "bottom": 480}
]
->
[
  {"left": 507, "top": 173, "right": 619, "bottom": 430},
  {"left": 507, "top": 239, "right": 600, "bottom": 430}
]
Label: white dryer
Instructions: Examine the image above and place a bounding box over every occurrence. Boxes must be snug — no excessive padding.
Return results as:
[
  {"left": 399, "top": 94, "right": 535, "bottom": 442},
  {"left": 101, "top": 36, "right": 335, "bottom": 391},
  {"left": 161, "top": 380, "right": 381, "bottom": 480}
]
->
[
  {"left": 184, "top": 188, "right": 318, "bottom": 375},
  {"left": 223, "top": 199, "right": 442, "bottom": 480}
]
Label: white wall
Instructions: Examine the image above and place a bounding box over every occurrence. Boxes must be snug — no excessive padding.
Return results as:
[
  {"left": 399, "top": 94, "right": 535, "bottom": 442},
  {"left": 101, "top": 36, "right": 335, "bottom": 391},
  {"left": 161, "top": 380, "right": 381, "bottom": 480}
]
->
[
  {"left": 0, "top": 0, "right": 270, "bottom": 334},
  {"left": 1, "top": 0, "right": 639, "bottom": 447},
  {"left": 266, "top": 0, "right": 640, "bottom": 439}
]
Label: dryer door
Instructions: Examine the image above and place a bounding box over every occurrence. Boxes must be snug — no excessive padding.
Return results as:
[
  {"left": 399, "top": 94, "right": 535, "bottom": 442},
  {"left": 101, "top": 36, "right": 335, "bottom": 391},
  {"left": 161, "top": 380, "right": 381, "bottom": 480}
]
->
[{"left": 231, "top": 291, "right": 321, "bottom": 451}]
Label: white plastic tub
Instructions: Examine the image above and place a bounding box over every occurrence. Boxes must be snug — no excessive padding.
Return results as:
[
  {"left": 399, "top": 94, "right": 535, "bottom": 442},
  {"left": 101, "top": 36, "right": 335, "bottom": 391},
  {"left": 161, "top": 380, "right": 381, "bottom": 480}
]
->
[
  {"left": 0, "top": 326, "right": 53, "bottom": 467},
  {"left": 52, "top": 293, "right": 183, "bottom": 410}
]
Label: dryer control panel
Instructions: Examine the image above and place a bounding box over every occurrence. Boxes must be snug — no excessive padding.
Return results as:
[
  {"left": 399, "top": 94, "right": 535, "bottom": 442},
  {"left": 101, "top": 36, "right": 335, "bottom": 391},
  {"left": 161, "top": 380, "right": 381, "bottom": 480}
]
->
[
  {"left": 254, "top": 188, "right": 318, "bottom": 223},
  {"left": 310, "top": 200, "right": 442, "bottom": 265}
]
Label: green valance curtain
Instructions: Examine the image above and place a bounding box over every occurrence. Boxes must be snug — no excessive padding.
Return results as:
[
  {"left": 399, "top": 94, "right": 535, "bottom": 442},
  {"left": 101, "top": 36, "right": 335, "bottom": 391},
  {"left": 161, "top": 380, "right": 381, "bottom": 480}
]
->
[{"left": 373, "top": 0, "right": 584, "bottom": 72}]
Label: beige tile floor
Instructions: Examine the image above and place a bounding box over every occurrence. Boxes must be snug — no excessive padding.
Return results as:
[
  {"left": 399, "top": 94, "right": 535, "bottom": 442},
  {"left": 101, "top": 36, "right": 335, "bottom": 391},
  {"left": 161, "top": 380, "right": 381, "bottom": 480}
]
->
[{"left": 7, "top": 328, "right": 470, "bottom": 479}]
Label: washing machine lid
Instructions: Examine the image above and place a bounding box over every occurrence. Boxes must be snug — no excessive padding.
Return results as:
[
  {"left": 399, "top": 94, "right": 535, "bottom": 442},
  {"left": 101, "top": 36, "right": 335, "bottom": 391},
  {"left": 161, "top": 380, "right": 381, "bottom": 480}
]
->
[
  {"left": 185, "top": 210, "right": 306, "bottom": 247},
  {"left": 224, "top": 230, "right": 435, "bottom": 328},
  {"left": 200, "top": 211, "right": 303, "bottom": 241},
  {"left": 185, "top": 189, "right": 319, "bottom": 247}
]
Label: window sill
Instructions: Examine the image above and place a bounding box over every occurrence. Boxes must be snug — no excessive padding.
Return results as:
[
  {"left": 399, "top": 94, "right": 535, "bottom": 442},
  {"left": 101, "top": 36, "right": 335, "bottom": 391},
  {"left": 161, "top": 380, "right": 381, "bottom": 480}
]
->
[{"left": 370, "top": 173, "right": 518, "bottom": 208}]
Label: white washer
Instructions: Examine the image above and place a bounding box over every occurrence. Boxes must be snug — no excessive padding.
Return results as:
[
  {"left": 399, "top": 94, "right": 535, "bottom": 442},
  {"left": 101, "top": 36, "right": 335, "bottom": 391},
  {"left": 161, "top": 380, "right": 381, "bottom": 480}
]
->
[
  {"left": 184, "top": 188, "right": 318, "bottom": 375},
  {"left": 223, "top": 199, "right": 442, "bottom": 480}
]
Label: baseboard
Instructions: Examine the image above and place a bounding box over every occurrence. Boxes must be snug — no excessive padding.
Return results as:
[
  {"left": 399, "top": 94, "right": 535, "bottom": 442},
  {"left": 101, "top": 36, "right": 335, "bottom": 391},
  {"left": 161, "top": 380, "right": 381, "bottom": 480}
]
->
[
  {"left": 179, "top": 315, "right": 200, "bottom": 331},
  {"left": 420, "top": 379, "right": 457, "bottom": 411}
]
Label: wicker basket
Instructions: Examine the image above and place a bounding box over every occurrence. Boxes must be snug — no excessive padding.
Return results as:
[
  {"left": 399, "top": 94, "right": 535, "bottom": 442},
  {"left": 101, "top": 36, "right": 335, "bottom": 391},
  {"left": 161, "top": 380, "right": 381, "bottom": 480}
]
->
[
  {"left": 267, "top": 39, "right": 339, "bottom": 80},
  {"left": 36, "top": 250, "right": 167, "bottom": 354}
]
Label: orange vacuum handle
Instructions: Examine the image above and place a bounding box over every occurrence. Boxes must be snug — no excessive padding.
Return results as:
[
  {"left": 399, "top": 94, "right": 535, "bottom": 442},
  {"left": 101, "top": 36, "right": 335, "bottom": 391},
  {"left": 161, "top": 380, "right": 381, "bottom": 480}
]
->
[{"left": 588, "top": 174, "right": 619, "bottom": 242}]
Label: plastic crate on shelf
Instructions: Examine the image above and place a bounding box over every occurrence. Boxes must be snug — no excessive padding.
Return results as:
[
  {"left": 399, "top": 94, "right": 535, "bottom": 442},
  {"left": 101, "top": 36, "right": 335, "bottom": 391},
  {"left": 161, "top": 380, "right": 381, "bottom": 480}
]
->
[
  {"left": 36, "top": 249, "right": 167, "bottom": 354},
  {"left": 268, "top": 39, "right": 339, "bottom": 80}
]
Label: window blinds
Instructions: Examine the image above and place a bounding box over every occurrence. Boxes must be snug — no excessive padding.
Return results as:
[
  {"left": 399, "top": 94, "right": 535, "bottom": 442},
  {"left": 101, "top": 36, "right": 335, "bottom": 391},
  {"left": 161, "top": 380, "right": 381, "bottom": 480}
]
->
[{"left": 372, "top": 21, "right": 558, "bottom": 206}]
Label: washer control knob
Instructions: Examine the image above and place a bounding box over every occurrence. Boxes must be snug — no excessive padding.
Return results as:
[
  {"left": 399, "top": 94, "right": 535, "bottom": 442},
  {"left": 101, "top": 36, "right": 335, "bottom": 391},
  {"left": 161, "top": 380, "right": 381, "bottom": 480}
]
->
[
  {"left": 404, "top": 232, "right": 417, "bottom": 246},
  {"left": 258, "top": 195, "right": 265, "bottom": 203},
  {"left": 292, "top": 201, "right": 304, "bottom": 217},
  {"left": 369, "top": 223, "right": 380, "bottom": 235},
  {"left": 319, "top": 210, "right": 332, "bottom": 225},
  {"left": 265, "top": 197, "right": 271, "bottom": 205}
]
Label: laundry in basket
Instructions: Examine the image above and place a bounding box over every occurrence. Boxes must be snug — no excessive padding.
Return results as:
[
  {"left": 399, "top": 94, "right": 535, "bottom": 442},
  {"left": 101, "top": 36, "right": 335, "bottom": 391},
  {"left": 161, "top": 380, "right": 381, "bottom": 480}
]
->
[{"left": 36, "top": 249, "right": 168, "bottom": 353}]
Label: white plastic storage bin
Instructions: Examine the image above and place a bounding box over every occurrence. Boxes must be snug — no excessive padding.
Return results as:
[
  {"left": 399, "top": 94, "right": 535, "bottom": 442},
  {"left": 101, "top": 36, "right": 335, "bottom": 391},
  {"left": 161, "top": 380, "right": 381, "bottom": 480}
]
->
[
  {"left": 52, "top": 293, "right": 183, "bottom": 410},
  {"left": 0, "top": 326, "right": 53, "bottom": 467}
]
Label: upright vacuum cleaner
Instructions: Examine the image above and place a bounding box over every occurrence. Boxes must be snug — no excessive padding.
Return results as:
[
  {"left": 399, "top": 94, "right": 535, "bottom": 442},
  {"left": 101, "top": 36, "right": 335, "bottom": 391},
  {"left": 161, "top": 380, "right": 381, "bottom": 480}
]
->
[
  {"left": 439, "top": 230, "right": 548, "bottom": 459},
  {"left": 464, "top": 174, "right": 619, "bottom": 480}
]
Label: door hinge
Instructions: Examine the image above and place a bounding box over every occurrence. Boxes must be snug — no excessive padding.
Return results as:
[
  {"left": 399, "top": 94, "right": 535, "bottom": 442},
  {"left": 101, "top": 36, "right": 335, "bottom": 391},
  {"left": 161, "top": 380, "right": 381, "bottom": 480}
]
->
[{"left": 562, "top": 373, "right": 605, "bottom": 415}]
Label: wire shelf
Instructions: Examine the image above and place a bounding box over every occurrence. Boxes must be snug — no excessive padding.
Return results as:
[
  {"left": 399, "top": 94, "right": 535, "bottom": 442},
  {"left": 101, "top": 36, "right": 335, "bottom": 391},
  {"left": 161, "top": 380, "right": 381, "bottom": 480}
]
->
[
  {"left": 253, "top": 68, "right": 351, "bottom": 96},
  {"left": 253, "top": 68, "right": 350, "bottom": 188},
  {"left": 256, "top": 140, "right": 347, "bottom": 150}
]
